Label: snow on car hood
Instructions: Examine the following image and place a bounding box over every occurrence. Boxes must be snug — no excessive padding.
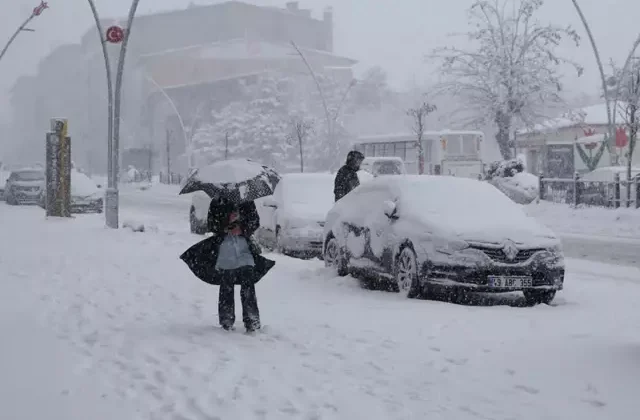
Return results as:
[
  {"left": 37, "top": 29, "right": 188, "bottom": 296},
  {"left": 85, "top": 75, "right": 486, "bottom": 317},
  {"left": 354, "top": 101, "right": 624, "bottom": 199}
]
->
[{"left": 71, "top": 171, "right": 100, "bottom": 198}]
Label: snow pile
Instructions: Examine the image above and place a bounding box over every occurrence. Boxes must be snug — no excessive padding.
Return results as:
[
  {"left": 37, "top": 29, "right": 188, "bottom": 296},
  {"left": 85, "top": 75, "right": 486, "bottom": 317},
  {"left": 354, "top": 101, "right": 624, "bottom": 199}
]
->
[
  {"left": 2, "top": 204, "right": 640, "bottom": 419},
  {"left": 486, "top": 159, "right": 538, "bottom": 204},
  {"left": 525, "top": 200, "right": 640, "bottom": 239}
]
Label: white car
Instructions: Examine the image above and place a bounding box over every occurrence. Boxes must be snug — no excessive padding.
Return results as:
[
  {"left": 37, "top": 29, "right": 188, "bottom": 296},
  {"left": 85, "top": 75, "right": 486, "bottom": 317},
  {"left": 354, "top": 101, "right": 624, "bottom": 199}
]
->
[
  {"left": 38, "top": 170, "right": 104, "bottom": 213},
  {"left": 323, "top": 175, "right": 565, "bottom": 305},
  {"left": 190, "top": 190, "right": 212, "bottom": 234},
  {"left": 259, "top": 173, "right": 334, "bottom": 258},
  {"left": 360, "top": 157, "right": 407, "bottom": 176}
]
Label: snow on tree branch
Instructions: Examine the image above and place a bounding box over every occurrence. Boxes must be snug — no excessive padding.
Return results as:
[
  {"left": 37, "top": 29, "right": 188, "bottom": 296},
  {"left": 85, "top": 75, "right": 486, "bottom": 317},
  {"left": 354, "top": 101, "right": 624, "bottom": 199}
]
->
[{"left": 429, "top": 0, "right": 582, "bottom": 159}]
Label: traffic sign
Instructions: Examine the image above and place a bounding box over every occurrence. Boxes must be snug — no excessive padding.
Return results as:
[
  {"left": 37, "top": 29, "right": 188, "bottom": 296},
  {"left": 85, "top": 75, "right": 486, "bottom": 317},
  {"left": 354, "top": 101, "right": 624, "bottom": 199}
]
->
[{"left": 106, "top": 25, "right": 124, "bottom": 43}]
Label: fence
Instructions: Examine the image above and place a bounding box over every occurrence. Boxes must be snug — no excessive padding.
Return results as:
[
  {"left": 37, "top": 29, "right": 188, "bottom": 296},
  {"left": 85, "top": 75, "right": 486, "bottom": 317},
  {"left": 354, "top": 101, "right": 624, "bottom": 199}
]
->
[
  {"left": 539, "top": 173, "right": 640, "bottom": 209},
  {"left": 159, "top": 172, "right": 184, "bottom": 185}
]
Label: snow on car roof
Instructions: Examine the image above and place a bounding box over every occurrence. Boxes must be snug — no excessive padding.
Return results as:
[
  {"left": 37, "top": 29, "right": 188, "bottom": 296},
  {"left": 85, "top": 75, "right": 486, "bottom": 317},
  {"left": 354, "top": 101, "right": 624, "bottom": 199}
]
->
[
  {"left": 362, "top": 156, "right": 404, "bottom": 163},
  {"left": 357, "top": 175, "right": 549, "bottom": 240}
]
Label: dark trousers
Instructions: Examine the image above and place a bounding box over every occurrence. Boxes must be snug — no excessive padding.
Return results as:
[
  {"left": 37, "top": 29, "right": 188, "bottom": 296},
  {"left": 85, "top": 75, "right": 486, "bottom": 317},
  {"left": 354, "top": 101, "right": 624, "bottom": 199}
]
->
[{"left": 218, "top": 266, "right": 260, "bottom": 329}]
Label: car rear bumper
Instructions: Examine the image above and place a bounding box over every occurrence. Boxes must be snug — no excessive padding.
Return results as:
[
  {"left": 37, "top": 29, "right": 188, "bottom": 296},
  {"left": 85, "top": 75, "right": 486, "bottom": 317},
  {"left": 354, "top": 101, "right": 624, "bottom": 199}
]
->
[
  {"left": 279, "top": 228, "right": 324, "bottom": 255},
  {"left": 420, "top": 263, "right": 565, "bottom": 292}
]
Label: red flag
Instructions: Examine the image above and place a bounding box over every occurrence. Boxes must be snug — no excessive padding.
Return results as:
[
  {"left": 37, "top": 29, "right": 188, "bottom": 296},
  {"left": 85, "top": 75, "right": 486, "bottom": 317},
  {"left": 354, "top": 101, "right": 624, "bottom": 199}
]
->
[
  {"left": 615, "top": 127, "right": 628, "bottom": 148},
  {"left": 33, "top": 1, "right": 48, "bottom": 16}
]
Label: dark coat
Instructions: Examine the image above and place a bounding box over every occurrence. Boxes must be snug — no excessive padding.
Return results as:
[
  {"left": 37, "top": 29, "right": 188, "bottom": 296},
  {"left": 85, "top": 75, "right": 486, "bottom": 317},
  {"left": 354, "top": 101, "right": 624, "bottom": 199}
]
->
[
  {"left": 334, "top": 166, "right": 360, "bottom": 202},
  {"left": 334, "top": 150, "right": 364, "bottom": 202},
  {"left": 180, "top": 200, "right": 275, "bottom": 286}
]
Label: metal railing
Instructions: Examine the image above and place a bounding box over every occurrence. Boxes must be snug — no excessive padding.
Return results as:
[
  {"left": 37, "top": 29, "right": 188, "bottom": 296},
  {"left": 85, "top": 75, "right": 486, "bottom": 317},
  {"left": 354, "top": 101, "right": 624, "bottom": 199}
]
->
[
  {"left": 539, "top": 173, "right": 640, "bottom": 209},
  {"left": 158, "top": 172, "right": 183, "bottom": 185}
]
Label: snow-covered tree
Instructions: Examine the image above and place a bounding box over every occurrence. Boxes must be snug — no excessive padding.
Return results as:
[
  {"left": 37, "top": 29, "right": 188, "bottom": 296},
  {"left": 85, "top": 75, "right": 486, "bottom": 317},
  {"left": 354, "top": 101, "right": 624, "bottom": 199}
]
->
[
  {"left": 407, "top": 100, "right": 437, "bottom": 174},
  {"left": 287, "top": 115, "right": 315, "bottom": 173},
  {"left": 191, "top": 72, "right": 294, "bottom": 165},
  {"left": 431, "top": 0, "right": 582, "bottom": 159}
]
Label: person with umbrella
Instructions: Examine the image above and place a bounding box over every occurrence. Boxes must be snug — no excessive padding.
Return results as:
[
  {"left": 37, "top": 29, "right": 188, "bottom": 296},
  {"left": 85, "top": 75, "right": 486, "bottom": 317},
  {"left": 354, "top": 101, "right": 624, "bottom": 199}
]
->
[{"left": 179, "top": 159, "right": 278, "bottom": 333}]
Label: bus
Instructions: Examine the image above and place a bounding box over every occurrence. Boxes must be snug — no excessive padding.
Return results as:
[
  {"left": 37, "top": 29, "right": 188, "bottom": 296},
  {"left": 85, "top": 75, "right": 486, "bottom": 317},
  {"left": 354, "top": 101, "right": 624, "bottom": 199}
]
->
[{"left": 353, "top": 130, "right": 485, "bottom": 179}]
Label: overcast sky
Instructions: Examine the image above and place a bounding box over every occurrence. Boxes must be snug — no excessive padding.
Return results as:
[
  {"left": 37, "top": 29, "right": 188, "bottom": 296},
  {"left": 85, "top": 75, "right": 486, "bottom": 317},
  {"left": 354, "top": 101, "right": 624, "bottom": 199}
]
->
[{"left": 2, "top": 0, "right": 640, "bottom": 120}]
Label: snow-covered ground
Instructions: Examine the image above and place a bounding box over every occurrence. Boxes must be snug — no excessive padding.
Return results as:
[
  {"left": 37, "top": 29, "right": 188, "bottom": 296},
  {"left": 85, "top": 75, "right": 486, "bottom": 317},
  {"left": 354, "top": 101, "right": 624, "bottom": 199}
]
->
[
  {"left": 1, "top": 202, "right": 639, "bottom": 419},
  {"left": 525, "top": 200, "right": 640, "bottom": 239}
]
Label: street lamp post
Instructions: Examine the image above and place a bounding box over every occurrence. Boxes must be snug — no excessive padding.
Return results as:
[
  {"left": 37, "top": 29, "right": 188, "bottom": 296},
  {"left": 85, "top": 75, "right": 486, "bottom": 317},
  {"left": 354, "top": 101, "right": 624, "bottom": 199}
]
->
[
  {"left": 86, "top": 0, "right": 140, "bottom": 229},
  {"left": 570, "top": 0, "right": 615, "bottom": 165},
  {"left": 0, "top": 1, "right": 49, "bottom": 64},
  {"left": 142, "top": 72, "right": 195, "bottom": 169},
  {"left": 290, "top": 41, "right": 356, "bottom": 170}
]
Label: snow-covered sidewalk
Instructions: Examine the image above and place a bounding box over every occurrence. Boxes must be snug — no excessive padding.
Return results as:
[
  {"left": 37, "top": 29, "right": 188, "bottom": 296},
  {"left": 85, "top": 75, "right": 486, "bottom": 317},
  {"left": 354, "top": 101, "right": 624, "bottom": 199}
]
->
[
  {"left": 1, "top": 259, "right": 138, "bottom": 419},
  {"left": 2, "top": 204, "right": 639, "bottom": 419}
]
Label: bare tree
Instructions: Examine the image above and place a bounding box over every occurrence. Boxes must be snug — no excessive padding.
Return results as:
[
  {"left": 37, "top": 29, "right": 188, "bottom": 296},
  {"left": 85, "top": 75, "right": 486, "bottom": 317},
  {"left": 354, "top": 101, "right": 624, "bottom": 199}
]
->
[
  {"left": 611, "top": 59, "right": 640, "bottom": 206},
  {"left": 407, "top": 101, "right": 437, "bottom": 174},
  {"left": 431, "top": 0, "right": 582, "bottom": 159},
  {"left": 288, "top": 116, "right": 315, "bottom": 173}
]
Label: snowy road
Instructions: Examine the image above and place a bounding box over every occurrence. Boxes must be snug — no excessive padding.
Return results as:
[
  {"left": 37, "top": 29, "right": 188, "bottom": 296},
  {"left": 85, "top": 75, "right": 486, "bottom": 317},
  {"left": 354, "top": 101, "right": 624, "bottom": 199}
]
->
[
  {"left": 119, "top": 183, "right": 640, "bottom": 269},
  {"left": 1, "top": 202, "right": 639, "bottom": 419}
]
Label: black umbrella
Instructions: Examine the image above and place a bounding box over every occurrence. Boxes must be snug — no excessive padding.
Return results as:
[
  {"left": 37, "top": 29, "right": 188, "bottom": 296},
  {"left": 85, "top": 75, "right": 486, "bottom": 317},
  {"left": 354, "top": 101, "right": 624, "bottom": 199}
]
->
[{"left": 179, "top": 159, "right": 280, "bottom": 203}]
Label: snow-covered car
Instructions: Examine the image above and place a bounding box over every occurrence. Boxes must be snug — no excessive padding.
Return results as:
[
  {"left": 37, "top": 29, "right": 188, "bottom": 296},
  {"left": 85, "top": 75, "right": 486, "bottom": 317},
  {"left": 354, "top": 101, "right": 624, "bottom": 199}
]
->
[
  {"left": 37, "top": 170, "right": 104, "bottom": 213},
  {"left": 258, "top": 173, "right": 334, "bottom": 258},
  {"left": 0, "top": 167, "right": 10, "bottom": 200},
  {"left": 190, "top": 190, "right": 212, "bottom": 234},
  {"left": 360, "top": 157, "right": 407, "bottom": 176},
  {"left": 3, "top": 168, "right": 45, "bottom": 205},
  {"left": 323, "top": 175, "right": 565, "bottom": 305}
]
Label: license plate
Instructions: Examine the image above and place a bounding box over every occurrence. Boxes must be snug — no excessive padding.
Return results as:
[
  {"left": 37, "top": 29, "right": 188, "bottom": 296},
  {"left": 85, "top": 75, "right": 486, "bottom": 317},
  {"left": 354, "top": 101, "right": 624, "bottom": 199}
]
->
[{"left": 488, "top": 276, "right": 533, "bottom": 288}]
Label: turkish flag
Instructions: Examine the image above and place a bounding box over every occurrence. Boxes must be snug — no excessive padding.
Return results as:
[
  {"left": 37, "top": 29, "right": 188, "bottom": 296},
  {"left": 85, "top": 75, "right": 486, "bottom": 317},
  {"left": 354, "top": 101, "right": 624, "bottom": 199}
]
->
[{"left": 616, "top": 127, "right": 629, "bottom": 148}]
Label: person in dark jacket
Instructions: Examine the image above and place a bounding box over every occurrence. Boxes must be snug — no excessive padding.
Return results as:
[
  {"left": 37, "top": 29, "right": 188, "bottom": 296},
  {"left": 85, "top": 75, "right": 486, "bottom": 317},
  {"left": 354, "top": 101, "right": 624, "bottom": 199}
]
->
[
  {"left": 180, "top": 197, "right": 275, "bottom": 333},
  {"left": 209, "top": 198, "right": 263, "bottom": 332},
  {"left": 334, "top": 150, "right": 364, "bottom": 202}
]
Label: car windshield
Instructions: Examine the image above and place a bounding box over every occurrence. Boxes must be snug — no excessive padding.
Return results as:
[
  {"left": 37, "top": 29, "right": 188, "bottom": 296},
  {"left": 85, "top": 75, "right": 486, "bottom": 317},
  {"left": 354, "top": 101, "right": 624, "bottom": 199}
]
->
[
  {"left": 14, "top": 171, "right": 44, "bottom": 181},
  {"left": 373, "top": 161, "right": 403, "bottom": 175}
]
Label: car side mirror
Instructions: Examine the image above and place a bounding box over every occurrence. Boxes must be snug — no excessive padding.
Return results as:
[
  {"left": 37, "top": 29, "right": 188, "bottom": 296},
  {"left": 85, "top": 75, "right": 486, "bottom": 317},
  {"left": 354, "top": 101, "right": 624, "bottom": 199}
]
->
[{"left": 383, "top": 200, "right": 397, "bottom": 219}]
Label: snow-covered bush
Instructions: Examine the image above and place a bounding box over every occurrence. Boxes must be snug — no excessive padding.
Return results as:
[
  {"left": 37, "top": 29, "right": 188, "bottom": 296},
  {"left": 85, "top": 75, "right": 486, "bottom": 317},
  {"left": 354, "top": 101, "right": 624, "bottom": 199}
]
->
[
  {"left": 486, "top": 159, "right": 525, "bottom": 180},
  {"left": 486, "top": 159, "right": 538, "bottom": 204}
]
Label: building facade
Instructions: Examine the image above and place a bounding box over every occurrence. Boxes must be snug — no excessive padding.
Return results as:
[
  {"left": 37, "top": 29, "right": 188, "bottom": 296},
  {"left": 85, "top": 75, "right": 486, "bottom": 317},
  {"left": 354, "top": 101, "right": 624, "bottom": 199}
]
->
[
  {"left": 82, "top": 1, "right": 355, "bottom": 174},
  {"left": 516, "top": 103, "right": 640, "bottom": 178}
]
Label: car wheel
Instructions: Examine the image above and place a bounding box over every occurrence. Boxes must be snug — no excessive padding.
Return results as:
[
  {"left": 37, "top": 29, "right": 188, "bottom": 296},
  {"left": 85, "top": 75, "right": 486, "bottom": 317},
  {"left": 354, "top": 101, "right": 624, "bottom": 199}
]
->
[
  {"left": 523, "top": 290, "right": 556, "bottom": 305},
  {"left": 190, "top": 207, "right": 206, "bottom": 235},
  {"left": 324, "top": 235, "right": 349, "bottom": 276},
  {"left": 393, "top": 245, "right": 421, "bottom": 298}
]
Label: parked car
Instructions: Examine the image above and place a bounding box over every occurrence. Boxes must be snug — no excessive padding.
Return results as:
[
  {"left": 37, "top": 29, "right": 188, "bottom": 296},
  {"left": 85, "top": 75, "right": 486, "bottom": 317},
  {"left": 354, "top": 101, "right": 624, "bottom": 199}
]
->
[
  {"left": 3, "top": 168, "right": 45, "bottom": 205},
  {"left": 323, "top": 175, "right": 565, "bottom": 305},
  {"left": 37, "top": 170, "right": 104, "bottom": 213},
  {"left": 258, "top": 173, "right": 334, "bottom": 258},
  {"left": 360, "top": 157, "right": 407, "bottom": 177},
  {"left": 0, "top": 166, "right": 10, "bottom": 200}
]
